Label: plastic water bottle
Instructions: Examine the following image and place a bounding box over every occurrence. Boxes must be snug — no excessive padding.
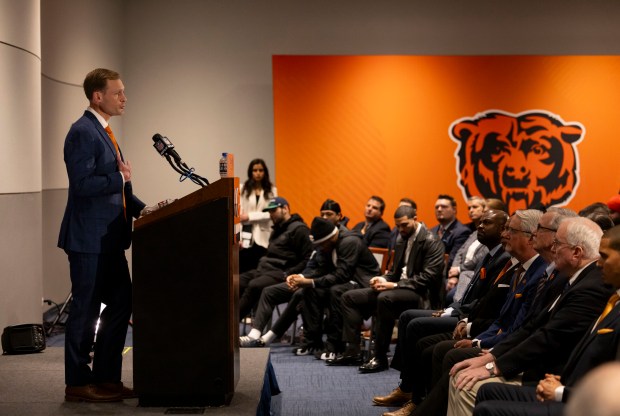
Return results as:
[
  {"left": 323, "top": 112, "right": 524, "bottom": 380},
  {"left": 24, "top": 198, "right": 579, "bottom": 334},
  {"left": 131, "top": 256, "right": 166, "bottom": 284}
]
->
[{"left": 219, "top": 153, "right": 229, "bottom": 178}]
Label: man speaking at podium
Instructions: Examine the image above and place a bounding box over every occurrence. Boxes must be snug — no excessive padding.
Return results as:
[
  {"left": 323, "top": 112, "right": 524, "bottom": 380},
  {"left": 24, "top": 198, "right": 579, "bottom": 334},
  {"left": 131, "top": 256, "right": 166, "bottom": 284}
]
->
[{"left": 58, "top": 68, "right": 145, "bottom": 403}]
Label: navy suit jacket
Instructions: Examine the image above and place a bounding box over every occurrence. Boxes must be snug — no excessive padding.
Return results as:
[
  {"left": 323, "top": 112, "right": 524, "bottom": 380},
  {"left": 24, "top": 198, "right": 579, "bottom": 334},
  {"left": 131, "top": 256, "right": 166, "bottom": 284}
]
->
[
  {"left": 473, "top": 255, "right": 547, "bottom": 346},
  {"left": 58, "top": 111, "right": 145, "bottom": 253},
  {"left": 431, "top": 220, "right": 472, "bottom": 271}
]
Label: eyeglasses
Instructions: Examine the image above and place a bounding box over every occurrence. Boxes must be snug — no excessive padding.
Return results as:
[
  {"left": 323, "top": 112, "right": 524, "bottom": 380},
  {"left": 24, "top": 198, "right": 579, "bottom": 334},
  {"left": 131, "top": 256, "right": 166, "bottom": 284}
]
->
[
  {"left": 552, "top": 238, "right": 576, "bottom": 250},
  {"left": 505, "top": 226, "right": 532, "bottom": 235},
  {"left": 536, "top": 224, "right": 557, "bottom": 233}
]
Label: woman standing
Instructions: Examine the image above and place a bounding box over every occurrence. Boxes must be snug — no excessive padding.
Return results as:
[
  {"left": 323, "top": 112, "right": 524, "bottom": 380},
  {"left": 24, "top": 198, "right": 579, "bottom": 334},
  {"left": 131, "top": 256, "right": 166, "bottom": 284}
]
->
[{"left": 239, "top": 159, "right": 277, "bottom": 272}]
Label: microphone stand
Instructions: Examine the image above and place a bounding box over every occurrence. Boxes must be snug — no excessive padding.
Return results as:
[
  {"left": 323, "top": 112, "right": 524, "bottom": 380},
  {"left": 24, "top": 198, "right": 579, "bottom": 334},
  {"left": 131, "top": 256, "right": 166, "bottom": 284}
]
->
[{"left": 164, "top": 154, "right": 210, "bottom": 187}]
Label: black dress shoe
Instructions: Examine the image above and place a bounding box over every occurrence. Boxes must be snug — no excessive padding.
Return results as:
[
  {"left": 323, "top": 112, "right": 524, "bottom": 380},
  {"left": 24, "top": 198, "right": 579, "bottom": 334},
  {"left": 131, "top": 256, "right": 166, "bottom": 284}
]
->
[
  {"left": 359, "top": 357, "right": 389, "bottom": 373},
  {"left": 326, "top": 352, "right": 363, "bottom": 366}
]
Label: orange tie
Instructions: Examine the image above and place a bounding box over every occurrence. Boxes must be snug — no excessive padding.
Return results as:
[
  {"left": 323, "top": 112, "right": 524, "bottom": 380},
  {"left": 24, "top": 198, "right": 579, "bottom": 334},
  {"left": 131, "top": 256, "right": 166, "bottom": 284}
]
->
[
  {"left": 594, "top": 293, "right": 620, "bottom": 330},
  {"left": 105, "top": 126, "right": 126, "bottom": 219}
]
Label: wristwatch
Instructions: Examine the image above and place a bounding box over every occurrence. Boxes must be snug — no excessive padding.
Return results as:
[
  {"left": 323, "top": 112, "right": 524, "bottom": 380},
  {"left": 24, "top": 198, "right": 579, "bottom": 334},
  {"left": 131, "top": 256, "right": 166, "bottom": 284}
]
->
[{"left": 485, "top": 362, "right": 496, "bottom": 378}]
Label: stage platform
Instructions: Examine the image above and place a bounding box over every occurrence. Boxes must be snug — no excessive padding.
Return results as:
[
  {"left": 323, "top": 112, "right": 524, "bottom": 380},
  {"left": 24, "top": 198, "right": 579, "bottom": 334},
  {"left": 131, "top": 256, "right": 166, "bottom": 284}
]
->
[{"left": 0, "top": 346, "right": 277, "bottom": 415}]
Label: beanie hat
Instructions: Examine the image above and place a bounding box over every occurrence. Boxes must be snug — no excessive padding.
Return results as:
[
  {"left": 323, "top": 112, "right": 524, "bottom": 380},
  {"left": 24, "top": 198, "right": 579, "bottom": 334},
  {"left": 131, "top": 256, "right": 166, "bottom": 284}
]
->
[
  {"left": 309, "top": 217, "right": 338, "bottom": 244},
  {"left": 320, "top": 199, "right": 342, "bottom": 214}
]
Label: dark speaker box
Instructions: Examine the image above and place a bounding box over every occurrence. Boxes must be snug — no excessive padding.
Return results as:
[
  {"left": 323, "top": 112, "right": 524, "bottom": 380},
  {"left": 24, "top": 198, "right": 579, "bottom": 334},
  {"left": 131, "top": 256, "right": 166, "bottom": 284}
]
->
[{"left": 1, "top": 324, "right": 46, "bottom": 354}]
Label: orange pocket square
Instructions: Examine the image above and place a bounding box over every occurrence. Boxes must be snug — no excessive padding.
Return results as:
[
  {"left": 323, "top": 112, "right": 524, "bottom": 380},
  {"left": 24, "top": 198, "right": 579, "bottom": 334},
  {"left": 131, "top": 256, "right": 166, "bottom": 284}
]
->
[
  {"left": 514, "top": 294, "right": 523, "bottom": 299},
  {"left": 597, "top": 328, "right": 614, "bottom": 335}
]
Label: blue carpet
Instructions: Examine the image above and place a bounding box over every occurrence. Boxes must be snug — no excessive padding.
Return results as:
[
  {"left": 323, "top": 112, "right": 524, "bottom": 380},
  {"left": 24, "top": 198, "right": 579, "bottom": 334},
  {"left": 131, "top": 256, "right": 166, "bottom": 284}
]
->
[{"left": 268, "top": 343, "right": 402, "bottom": 416}]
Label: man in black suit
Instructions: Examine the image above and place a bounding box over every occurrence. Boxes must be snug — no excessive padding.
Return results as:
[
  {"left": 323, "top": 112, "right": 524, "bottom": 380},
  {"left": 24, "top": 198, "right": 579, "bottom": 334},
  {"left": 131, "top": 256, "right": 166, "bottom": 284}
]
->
[
  {"left": 473, "top": 224, "right": 620, "bottom": 416},
  {"left": 329, "top": 204, "right": 445, "bottom": 372},
  {"left": 447, "top": 217, "right": 613, "bottom": 416},
  {"left": 352, "top": 196, "right": 392, "bottom": 248}
]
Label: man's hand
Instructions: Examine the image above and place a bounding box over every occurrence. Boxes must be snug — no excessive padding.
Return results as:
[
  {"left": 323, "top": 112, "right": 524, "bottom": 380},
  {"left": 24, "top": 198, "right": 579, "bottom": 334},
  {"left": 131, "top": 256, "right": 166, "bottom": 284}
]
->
[
  {"left": 453, "top": 339, "right": 473, "bottom": 349},
  {"left": 536, "top": 374, "right": 562, "bottom": 402},
  {"left": 289, "top": 275, "right": 313, "bottom": 289},
  {"left": 449, "top": 353, "right": 493, "bottom": 376},
  {"left": 117, "top": 155, "right": 131, "bottom": 182},
  {"left": 453, "top": 366, "right": 492, "bottom": 391},
  {"left": 453, "top": 321, "right": 467, "bottom": 340},
  {"left": 431, "top": 309, "right": 445, "bottom": 317},
  {"left": 370, "top": 276, "right": 395, "bottom": 292},
  {"left": 448, "top": 266, "right": 460, "bottom": 278},
  {"left": 286, "top": 274, "right": 302, "bottom": 291}
]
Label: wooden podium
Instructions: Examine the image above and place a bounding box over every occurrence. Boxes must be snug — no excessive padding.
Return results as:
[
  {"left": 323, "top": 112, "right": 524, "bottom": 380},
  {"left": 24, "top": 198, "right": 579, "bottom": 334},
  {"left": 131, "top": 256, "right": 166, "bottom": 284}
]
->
[{"left": 132, "top": 178, "right": 240, "bottom": 407}]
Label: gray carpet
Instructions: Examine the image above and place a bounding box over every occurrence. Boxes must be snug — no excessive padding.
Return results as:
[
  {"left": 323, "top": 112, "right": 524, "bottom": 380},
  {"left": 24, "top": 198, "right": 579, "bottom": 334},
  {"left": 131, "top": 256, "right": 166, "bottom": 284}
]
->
[{"left": 0, "top": 345, "right": 269, "bottom": 415}]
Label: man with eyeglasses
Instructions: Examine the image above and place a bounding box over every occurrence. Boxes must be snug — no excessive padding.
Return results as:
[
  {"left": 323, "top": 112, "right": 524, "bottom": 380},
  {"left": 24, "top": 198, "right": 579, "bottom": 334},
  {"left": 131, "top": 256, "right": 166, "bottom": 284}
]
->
[
  {"left": 474, "top": 223, "right": 620, "bottom": 416},
  {"left": 447, "top": 216, "right": 613, "bottom": 416}
]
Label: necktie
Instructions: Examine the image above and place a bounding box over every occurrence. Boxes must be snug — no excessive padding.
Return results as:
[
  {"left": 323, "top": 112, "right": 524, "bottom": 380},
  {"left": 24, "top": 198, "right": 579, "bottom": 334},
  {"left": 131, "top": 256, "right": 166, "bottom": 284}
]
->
[
  {"left": 510, "top": 264, "right": 526, "bottom": 291},
  {"left": 534, "top": 269, "right": 556, "bottom": 301},
  {"left": 593, "top": 293, "right": 620, "bottom": 330},
  {"left": 105, "top": 126, "right": 126, "bottom": 219},
  {"left": 437, "top": 226, "right": 445, "bottom": 239},
  {"left": 493, "top": 259, "right": 516, "bottom": 285}
]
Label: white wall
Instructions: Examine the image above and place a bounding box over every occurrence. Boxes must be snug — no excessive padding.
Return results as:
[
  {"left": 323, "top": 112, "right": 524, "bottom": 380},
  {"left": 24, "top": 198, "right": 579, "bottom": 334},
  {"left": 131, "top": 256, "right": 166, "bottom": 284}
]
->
[{"left": 3, "top": 0, "right": 620, "bottom": 329}]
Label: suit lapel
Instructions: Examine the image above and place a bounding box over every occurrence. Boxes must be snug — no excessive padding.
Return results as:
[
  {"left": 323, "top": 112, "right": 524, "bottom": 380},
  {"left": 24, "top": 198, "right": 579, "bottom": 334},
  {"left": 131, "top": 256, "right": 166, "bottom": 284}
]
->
[{"left": 563, "top": 302, "right": 620, "bottom": 380}]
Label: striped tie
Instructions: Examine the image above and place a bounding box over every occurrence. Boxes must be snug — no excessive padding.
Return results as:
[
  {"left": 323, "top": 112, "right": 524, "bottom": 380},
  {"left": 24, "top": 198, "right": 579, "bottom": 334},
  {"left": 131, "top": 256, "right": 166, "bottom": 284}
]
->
[{"left": 105, "top": 126, "right": 126, "bottom": 219}]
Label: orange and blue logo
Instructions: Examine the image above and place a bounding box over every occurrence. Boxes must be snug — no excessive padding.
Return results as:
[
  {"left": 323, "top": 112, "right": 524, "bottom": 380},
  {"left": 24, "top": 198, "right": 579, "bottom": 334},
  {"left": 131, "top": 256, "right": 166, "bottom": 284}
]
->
[{"left": 449, "top": 110, "right": 585, "bottom": 213}]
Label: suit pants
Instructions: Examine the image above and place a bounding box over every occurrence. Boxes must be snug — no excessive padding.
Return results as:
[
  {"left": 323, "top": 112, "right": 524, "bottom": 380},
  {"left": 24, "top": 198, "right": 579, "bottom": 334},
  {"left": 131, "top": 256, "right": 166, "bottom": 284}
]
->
[
  {"left": 341, "top": 287, "right": 423, "bottom": 359},
  {"left": 474, "top": 384, "right": 564, "bottom": 416},
  {"left": 65, "top": 250, "right": 132, "bottom": 386},
  {"left": 410, "top": 345, "right": 480, "bottom": 416},
  {"left": 391, "top": 310, "right": 457, "bottom": 398},
  {"left": 448, "top": 374, "right": 522, "bottom": 416}
]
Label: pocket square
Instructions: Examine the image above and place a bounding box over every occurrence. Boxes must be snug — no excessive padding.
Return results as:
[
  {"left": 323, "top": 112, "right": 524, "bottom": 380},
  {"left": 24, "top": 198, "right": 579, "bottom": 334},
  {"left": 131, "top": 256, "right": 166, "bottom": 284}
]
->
[
  {"left": 514, "top": 293, "right": 523, "bottom": 298},
  {"left": 498, "top": 284, "right": 510, "bottom": 288},
  {"left": 597, "top": 328, "right": 614, "bottom": 335}
]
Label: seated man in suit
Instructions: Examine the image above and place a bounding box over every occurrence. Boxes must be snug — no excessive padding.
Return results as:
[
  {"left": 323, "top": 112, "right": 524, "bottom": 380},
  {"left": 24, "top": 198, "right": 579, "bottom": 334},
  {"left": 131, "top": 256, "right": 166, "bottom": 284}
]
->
[
  {"left": 431, "top": 194, "right": 472, "bottom": 273},
  {"left": 447, "top": 217, "right": 613, "bottom": 416},
  {"left": 445, "top": 196, "right": 489, "bottom": 304},
  {"left": 328, "top": 204, "right": 445, "bottom": 373},
  {"left": 352, "top": 196, "right": 392, "bottom": 248},
  {"left": 473, "top": 224, "right": 620, "bottom": 416}
]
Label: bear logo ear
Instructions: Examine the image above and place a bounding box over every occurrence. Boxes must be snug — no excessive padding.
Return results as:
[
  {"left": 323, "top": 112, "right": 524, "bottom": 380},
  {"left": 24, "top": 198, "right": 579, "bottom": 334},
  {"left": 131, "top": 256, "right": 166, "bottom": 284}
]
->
[
  {"left": 560, "top": 124, "right": 583, "bottom": 144},
  {"left": 451, "top": 122, "right": 477, "bottom": 143},
  {"left": 450, "top": 110, "right": 584, "bottom": 213}
]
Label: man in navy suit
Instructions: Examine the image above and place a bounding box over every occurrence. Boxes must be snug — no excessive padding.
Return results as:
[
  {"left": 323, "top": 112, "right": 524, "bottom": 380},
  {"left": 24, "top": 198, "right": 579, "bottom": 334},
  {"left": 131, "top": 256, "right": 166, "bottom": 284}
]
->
[
  {"left": 473, "top": 224, "right": 620, "bottom": 416},
  {"left": 58, "top": 68, "right": 145, "bottom": 402},
  {"left": 430, "top": 194, "right": 472, "bottom": 272}
]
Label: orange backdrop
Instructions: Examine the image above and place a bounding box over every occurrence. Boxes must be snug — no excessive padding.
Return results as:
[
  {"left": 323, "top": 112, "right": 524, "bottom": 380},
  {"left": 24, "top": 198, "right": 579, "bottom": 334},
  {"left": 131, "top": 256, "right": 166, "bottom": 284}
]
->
[{"left": 273, "top": 55, "right": 620, "bottom": 228}]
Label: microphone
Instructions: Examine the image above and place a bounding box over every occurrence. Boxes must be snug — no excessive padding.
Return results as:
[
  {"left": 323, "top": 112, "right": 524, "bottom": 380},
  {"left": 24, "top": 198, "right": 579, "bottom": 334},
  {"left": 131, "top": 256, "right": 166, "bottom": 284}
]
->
[{"left": 152, "top": 133, "right": 182, "bottom": 163}]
